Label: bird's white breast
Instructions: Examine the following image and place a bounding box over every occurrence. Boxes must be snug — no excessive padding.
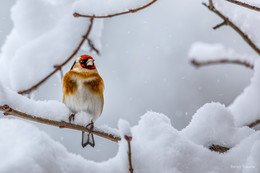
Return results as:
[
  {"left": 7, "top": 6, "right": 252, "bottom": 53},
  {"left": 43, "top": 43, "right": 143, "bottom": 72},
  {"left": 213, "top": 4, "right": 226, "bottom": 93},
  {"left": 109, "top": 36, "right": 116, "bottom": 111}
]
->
[{"left": 64, "top": 78, "right": 103, "bottom": 122}]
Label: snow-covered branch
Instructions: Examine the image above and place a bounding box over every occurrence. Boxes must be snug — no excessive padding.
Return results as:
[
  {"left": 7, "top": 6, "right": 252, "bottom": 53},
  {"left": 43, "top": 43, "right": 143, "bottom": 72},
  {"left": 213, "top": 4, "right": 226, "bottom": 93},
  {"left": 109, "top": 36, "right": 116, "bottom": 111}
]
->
[
  {"left": 0, "top": 103, "right": 233, "bottom": 154},
  {"left": 191, "top": 59, "right": 254, "bottom": 69},
  {"left": 248, "top": 120, "right": 260, "bottom": 128},
  {"left": 73, "top": 0, "right": 157, "bottom": 18},
  {"left": 18, "top": 17, "right": 95, "bottom": 95},
  {"left": 0, "top": 104, "right": 120, "bottom": 142},
  {"left": 209, "top": 144, "right": 230, "bottom": 153},
  {"left": 226, "top": 0, "right": 260, "bottom": 12},
  {"left": 189, "top": 42, "right": 256, "bottom": 69},
  {"left": 202, "top": 1, "right": 260, "bottom": 55}
]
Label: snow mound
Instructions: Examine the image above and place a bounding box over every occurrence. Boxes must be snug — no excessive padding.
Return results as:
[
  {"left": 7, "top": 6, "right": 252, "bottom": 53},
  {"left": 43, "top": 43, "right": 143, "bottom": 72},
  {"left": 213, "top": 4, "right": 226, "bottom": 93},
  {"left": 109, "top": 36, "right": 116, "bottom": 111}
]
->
[
  {"left": 118, "top": 119, "right": 132, "bottom": 137},
  {"left": 0, "top": 118, "right": 99, "bottom": 173},
  {"left": 1, "top": 111, "right": 260, "bottom": 172},
  {"left": 181, "top": 102, "right": 254, "bottom": 147}
]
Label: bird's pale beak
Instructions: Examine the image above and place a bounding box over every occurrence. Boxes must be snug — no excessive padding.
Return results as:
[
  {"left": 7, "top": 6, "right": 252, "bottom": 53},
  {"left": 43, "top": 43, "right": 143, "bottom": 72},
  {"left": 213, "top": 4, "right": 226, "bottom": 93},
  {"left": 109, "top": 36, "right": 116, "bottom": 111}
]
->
[{"left": 86, "top": 59, "right": 94, "bottom": 67}]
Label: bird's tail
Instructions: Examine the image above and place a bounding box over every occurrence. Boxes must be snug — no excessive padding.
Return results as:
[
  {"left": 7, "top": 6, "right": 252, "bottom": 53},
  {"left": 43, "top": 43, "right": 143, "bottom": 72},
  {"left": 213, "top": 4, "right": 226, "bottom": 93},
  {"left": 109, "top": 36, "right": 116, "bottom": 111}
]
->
[{"left": 82, "top": 131, "right": 95, "bottom": 148}]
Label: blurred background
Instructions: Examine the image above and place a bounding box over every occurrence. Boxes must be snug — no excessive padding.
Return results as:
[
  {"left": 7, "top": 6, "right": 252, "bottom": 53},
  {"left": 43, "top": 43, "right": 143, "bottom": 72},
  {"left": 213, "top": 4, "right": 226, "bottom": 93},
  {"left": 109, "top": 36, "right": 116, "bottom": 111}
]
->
[{"left": 0, "top": 0, "right": 253, "bottom": 161}]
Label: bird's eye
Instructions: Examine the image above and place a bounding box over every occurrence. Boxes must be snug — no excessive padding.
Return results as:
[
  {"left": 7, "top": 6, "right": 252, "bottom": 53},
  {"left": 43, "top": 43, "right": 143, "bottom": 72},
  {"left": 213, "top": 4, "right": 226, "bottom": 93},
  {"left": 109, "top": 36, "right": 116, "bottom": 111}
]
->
[{"left": 79, "top": 59, "right": 87, "bottom": 64}]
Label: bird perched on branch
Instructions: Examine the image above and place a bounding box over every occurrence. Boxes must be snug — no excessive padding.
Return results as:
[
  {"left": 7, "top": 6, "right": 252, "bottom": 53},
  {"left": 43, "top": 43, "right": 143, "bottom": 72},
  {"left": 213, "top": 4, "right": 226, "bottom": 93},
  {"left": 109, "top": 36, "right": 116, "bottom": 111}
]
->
[{"left": 62, "top": 55, "right": 104, "bottom": 147}]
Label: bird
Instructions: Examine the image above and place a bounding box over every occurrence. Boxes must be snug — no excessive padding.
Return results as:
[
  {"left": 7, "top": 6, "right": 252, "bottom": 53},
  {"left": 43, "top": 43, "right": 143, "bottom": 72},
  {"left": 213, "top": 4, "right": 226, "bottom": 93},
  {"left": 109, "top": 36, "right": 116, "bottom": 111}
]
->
[{"left": 62, "top": 55, "right": 104, "bottom": 147}]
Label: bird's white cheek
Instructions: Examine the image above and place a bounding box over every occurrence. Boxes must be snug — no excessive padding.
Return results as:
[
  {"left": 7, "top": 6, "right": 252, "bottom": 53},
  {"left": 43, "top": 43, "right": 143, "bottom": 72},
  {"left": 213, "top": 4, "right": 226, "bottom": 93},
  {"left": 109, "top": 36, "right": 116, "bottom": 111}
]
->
[{"left": 87, "top": 61, "right": 94, "bottom": 67}]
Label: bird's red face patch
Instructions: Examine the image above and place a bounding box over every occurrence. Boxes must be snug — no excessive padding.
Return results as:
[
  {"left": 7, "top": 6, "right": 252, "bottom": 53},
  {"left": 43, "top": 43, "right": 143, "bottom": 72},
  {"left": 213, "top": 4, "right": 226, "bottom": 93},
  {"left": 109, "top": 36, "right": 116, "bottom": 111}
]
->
[{"left": 79, "top": 55, "right": 96, "bottom": 69}]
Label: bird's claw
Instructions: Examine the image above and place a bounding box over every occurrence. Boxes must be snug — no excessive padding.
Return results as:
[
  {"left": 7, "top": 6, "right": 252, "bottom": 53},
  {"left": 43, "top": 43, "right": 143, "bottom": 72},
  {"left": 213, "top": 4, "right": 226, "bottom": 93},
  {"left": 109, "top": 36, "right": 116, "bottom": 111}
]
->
[
  {"left": 86, "top": 120, "right": 94, "bottom": 133},
  {"left": 82, "top": 121, "right": 95, "bottom": 148},
  {"left": 69, "top": 114, "right": 75, "bottom": 122}
]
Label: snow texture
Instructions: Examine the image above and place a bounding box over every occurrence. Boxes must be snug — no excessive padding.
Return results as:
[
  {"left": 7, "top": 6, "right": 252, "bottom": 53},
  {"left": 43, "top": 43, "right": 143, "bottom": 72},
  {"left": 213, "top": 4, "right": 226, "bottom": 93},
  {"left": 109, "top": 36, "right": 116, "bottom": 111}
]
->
[
  {"left": 97, "top": 124, "right": 120, "bottom": 137},
  {"left": 1, "top": 0, "right": 260, "bottom": 172},
  {"left": 188, "top": 42, "right": 256, "bottom": 66},
  {"left": 1, "top": 81, "right": 259, "bottom": 172},
  {"left": 229, "top": 59, "right": 260, "bottom": 126},
  {"left": 118, "top": 119, "right": 132, "bottom": 137},
  {"left": 1, "top": 111, "right": 260, "bottom": 173},
  {"left": 181, "top": 102, "right": 254, "bottom": 148}
]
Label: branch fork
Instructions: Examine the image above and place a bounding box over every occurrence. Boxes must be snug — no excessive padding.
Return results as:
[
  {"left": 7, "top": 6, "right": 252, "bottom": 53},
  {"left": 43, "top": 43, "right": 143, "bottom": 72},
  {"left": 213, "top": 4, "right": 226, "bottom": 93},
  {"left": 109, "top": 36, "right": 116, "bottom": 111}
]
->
[
  {"left": 18, "top": 17, "right": 95, "bottom": 95},
  {"left": 226, "top": 0, "right": 260, "bottom": 12},
  {"left": 2, "top": 104, "right": 12, "bottom": 115},
  {"left": 202, "top": 1, "right": 260, "bottom": 55}
]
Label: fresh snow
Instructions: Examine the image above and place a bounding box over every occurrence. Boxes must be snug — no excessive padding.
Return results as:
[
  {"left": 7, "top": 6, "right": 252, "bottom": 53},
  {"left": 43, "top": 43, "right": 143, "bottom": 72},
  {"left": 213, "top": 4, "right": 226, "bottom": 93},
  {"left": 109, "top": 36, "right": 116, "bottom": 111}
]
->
[
  {"left": 118, "top": 119, "right": 132, "bottom": 137},
  {"left": 181, "top": 102, "right": 254, "bottom": 148},
  {"left": 1, "top": 111, "right": 260, "bottom": 173},
  {"left": 0, "top": 0, "right": 260, "bottom": 172}
]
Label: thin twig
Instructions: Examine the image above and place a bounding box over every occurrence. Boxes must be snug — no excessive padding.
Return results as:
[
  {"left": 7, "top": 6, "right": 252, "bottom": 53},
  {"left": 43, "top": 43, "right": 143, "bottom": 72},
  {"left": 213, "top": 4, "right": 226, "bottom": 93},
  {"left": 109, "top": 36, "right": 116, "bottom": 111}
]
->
[
  {"left": 125, "top": 135, "right": 134, "bottom": 173},
  {"left": 213, "top": 21, "right": 227, "bottom": 30},
  {"left": 87, "top": 38, "right": 100, "bottom": 55},
  {"left": 18, "top": 17, "right": 95, "bottom": 95},
  {"left": 226, "top": 0, "right": 260, "bottom": 12},
  {"left": 247, "top": 119, "right": 260, "bottom": 128},
  {"left": 73, "top": 0, "right": 157, "bottom": 18},
  {"left": 202, "top": 2, "right": 260, "bottom": 55},
  {"left": 191, "top": 59, "right": 254, "bottom": 69},
  {"left": 209, "top": 144, "right": 230, "bottom": 153},
  {"left": 209, "top": 0, "right": 214, "bottom": 10},
  {"left": 0, "top": 104, "right": 120, "bottom": 142}
]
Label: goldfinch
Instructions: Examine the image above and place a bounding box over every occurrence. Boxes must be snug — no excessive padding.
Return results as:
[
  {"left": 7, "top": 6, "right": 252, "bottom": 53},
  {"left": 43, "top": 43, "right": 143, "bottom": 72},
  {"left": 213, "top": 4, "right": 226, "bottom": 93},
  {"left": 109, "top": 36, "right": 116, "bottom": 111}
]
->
[{"left": 62, "top": 55, "right": 104, "bottom": 147}]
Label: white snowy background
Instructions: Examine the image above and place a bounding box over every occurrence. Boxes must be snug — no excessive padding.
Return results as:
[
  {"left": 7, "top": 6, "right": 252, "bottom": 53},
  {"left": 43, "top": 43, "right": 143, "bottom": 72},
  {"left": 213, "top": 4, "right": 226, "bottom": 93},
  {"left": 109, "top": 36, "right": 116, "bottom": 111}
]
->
[{"left": 0, "top": 0, "right": 259, "bottom": 172}]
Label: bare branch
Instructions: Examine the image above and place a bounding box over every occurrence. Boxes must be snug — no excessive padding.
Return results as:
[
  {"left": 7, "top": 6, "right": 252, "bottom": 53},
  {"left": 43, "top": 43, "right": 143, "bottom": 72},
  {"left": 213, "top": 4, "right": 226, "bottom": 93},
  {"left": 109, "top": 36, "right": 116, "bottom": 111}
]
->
[
  {"left": 125, "top": 135, "right": 134, "bottom": 173},
  {"left": 209, "top": 144, "right": 230, "bottom": 153},
  {"left": 226, "top": 0, "right": 260, "bottom": 12},
  {"left": 73, "top": 0, "right": 157, "bottom": 19},
  {"left": 213, "top": 21, "right": 227, "bottom": 30},
  {"left": 191, "top": 59, "right": 254, "bottom": 69},
  {"left": 202, "top": 2, "right": 260, "bottom": 55},
  {"left": 18, "top": 17, "right": 95, "bottom": 95},
  {"left": 209, "top": 0, "right": 214, "bottom": 10},
  {"left": 247, "top": 119, "right": 260, "bottom": 128},
  {"left": 0, "top": 104, "right": 120, "bottom": 142}
]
